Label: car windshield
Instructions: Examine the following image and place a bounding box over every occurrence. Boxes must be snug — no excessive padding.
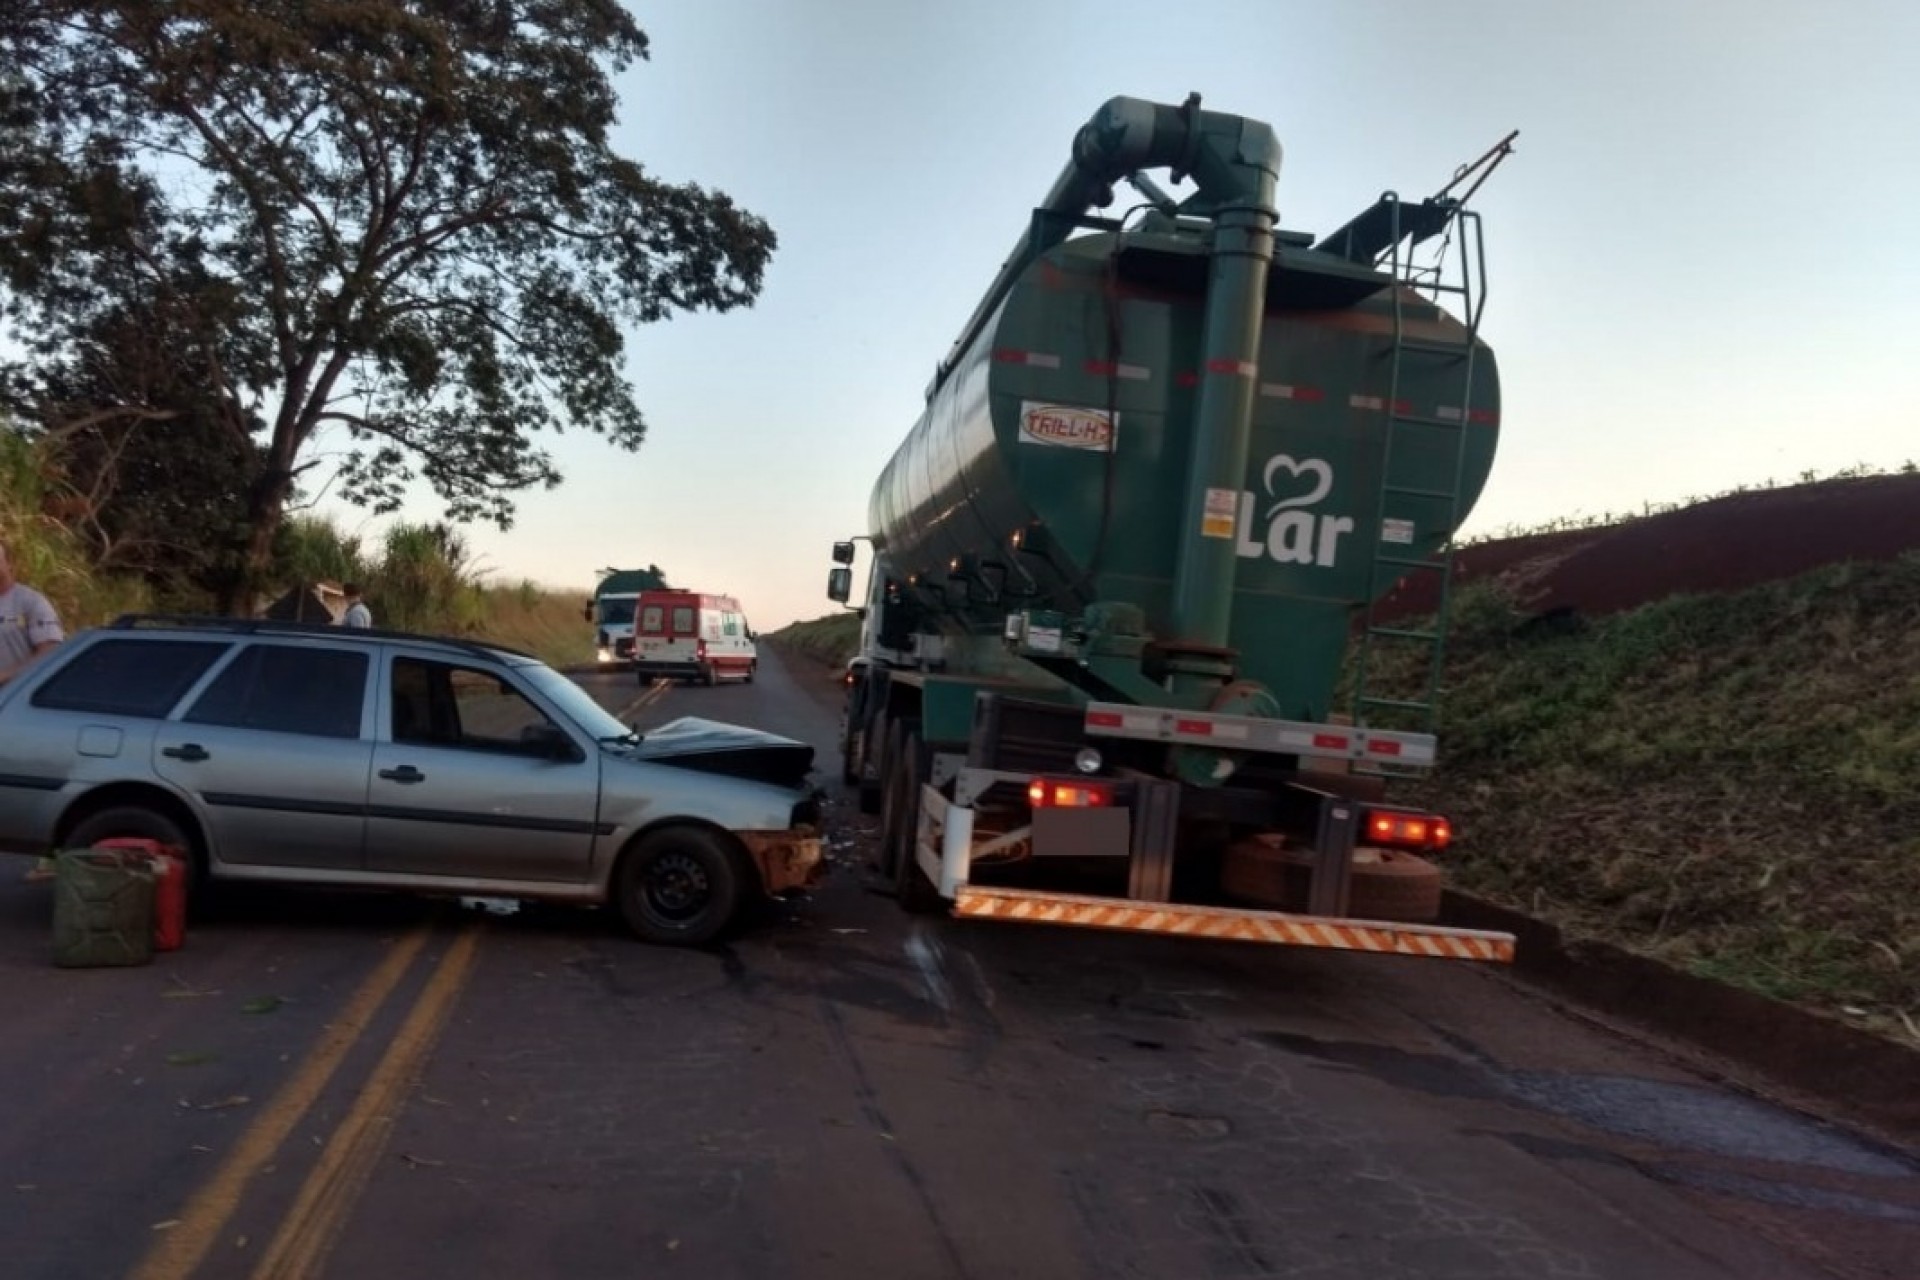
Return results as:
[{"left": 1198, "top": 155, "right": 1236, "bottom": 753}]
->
[{"left": 518, "top": 662, "right": 634, "bottom": 741}]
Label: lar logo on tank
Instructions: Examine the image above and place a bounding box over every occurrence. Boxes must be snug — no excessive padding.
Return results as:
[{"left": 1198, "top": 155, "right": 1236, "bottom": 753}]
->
[
  {"left": 1019, "top": 402, "right": 1116, "bottom": 451},
  {"left": 1235, "top": 454, "right": 1358, "bottom": 569}
]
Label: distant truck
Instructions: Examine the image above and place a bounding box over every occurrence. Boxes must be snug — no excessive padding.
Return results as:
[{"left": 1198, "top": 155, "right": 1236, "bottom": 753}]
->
[
  {"left": 584, "top": 566, "right": 670, "bottom": 666},
  {"left": 633, "top": 590, "right": 758, "bottom": 685},
  {"left": 829, "top": 95, "right": 1518, "bottom": 964}
]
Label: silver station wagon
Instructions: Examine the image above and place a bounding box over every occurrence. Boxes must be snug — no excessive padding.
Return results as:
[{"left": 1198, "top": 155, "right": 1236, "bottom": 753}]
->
[{"left": 0, "top": 617, "right": 824, "bottom": 945}]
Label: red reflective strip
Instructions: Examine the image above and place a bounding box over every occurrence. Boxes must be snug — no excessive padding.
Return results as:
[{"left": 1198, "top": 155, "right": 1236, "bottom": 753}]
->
[
  {"left": 1260, "top": 383, "right": 1329, "bottom": 403},
  {"left": 1368, "top": 739, "right": 1404, "bottom": 757},
  {"left": 1391, "top": 399, "right": 1413, "bottom": 414},
  {"left": 1174, "top": 718, "right": 1213, "bottom": 737},
  {"left": 1085, "top": 359, "right": 1149, "bottom": 380},
  {"left": 1312, "top": 733, "right": 1350, "bottom": 751},
  {"left": 1206, "top": 358, "right": 1258, "bottom": 377},
  {"left": 1176, "top": 371, "right": 1200, "bottom": 388},
  {"left": 1087, "top": 710, "right": 1124, "bottom": 728},
  {"left": 1469, "top": 409, "right": 1499, "bottom": 424},
  {"left": 992, "top": 348, "right": 1060, "bottom": 368}
]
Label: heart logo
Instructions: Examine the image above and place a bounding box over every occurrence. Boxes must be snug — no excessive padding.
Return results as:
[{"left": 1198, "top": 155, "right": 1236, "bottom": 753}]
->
[{"left": 1263, "top": 454, "right": 1332, "bottom": 520}]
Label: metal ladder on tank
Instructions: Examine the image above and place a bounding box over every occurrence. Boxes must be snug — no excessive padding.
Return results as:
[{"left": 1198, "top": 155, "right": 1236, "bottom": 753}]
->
[{"left": 1344, "top": 192, "right": 1491, "bottom": 747}]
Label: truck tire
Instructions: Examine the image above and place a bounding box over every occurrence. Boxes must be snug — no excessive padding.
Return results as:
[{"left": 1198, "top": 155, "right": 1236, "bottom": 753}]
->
[
  {"left": 889, "top": 726, "right": 943, "bottom": 914},
  {"left": 857, "top": 714, "right": 889, "bottom": 816},
  {"left": 1220, "top": 835, "right": 1443, "bottom": 923},
  {"left": 878, "top": 718, "right": 914, "bottom": 880}
]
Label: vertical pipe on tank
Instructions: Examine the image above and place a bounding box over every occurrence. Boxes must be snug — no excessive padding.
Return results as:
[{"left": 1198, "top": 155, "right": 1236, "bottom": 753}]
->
[{"left": 1169, "top": 128, "right": 1279, "bottom": 687}]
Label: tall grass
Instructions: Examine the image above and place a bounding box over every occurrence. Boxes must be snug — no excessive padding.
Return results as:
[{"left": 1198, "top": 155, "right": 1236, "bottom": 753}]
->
[{"left": 0, "top": 432, "right": 149, "bottom": 626}]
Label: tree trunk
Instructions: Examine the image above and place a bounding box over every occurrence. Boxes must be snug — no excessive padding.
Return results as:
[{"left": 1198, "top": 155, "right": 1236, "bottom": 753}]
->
[{"left": 221, "top": 467, "right": 293, "bottom": 616}]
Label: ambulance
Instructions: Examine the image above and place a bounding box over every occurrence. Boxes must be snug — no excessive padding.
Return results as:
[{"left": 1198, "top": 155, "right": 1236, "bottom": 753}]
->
[{"left": 633, "top": 590, "right": 758, "bottom": 685}]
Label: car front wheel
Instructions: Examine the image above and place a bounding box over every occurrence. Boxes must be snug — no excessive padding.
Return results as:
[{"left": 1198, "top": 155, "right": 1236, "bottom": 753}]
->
[{"left": 614, "top": 827, "right": 748, "bottom": 946}]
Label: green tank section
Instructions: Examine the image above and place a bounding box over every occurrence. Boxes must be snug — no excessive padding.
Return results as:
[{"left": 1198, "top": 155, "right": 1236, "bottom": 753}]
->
[{"left": 869, "top": 231, "right": 1498, "bottom": 721}]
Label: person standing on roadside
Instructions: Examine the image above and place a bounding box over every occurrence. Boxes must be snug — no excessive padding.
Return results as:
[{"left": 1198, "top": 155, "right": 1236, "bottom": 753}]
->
[
  {"left": 2, "top": 537, "right": 65, "bottom": 883},
  {"left": 340, "top": 582, "right": 373, "bottom": 629},
  {"left": 0, "top": 536, "right": 63, "bottom": 685}
]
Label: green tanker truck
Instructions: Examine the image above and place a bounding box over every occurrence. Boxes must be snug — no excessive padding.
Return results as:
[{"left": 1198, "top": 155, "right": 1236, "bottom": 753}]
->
[{"left": 828, "top": 95, "right": 1518, "bottom": 962}]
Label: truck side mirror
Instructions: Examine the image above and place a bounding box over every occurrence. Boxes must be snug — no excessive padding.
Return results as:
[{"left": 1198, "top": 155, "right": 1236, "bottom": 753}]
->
[
  {"left": 831, "top": 541, "right": 856, "bottom": 566},
  {"left": 827, "top": 567, "right": 853, "bottom": 603},
  {"left": 581, "top": 600, "right": 593, "bottom": 622}
]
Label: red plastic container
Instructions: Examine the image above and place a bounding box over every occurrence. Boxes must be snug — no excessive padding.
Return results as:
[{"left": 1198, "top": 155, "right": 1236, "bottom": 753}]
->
[{"left": 90, "top": 838, "right": 188, "bottom": 952}]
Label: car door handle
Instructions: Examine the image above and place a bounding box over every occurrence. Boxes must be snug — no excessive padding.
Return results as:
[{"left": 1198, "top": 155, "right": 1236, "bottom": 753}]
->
[
  {"left": 378, "top": 766, "right": 425, "bottom": 784},
  {"left": 162, "top": 743, "right": 210, "bottom": 762}
]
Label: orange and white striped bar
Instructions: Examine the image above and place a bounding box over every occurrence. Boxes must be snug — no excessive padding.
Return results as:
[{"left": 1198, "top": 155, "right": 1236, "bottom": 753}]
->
[{"left": 952, "top": 886, "right": 1515, "bottom": 963}]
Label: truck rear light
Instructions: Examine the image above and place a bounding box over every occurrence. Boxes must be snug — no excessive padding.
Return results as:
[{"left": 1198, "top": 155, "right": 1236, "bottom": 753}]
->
[
  {"left": 1028, "top": 778, "right": 1112, "bottom": 808},
  {"left": 1362, "top": 808, "right": 1452, "bottom": 851},
  {"left": 697, "top": 640, "right": 708, "bottom": 659}
]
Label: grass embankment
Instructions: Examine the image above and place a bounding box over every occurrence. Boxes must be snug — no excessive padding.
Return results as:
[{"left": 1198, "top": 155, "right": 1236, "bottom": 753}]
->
[
  {"left": 1395, "top": 557, "right": 1920, "bottom": 1041},
  {"left": 766, "top": 611, "right": 861, "bottom": 671}
]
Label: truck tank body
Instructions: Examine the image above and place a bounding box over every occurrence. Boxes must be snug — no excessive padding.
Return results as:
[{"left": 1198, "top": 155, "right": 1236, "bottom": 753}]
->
[{"left": 868, "top": 233, "right": 1500, "bottom": 719}]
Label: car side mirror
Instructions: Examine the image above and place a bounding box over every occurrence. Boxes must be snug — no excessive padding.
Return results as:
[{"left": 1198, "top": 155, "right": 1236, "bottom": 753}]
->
[{"left": 827, "top": 566, "right": 852, "bottom": 604}]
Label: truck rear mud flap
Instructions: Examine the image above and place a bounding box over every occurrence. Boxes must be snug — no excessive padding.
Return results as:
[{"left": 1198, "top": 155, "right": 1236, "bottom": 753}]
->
[{"left": 950, "top": 885, "right": 1515, "bottom": 963}]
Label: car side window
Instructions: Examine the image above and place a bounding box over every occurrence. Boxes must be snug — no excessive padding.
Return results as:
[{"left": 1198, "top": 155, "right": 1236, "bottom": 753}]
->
[
  {"left": 391, "top": 657, "right": 561, "bottom": 756},
  {"left": 184, "top": 644, "right": 369, "bottom": 739},
  {"left": 31, "top": 639, "right": 231, "bottom": 718}
]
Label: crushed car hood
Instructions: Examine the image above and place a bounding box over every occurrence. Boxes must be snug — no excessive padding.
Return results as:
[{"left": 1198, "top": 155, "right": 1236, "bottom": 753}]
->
[{"left": 620, "top": 716, "right": 815, "bottom": 788}]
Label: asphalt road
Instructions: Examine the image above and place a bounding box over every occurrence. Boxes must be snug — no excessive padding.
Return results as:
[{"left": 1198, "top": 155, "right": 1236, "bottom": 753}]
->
[{"left": 0, "top": 648, "right": 1914, "bottom": 1279}]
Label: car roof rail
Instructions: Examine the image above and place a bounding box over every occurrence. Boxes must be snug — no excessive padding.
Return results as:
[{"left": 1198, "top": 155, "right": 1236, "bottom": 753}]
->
[{"left": 104, "top": 614, "right": 536, "bottom": 663}]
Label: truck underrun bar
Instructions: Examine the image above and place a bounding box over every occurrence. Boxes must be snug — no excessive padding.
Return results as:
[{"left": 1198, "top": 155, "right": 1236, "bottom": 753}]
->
[{"left": 952, "top": 885, "right": 1515, "bottom": 963}]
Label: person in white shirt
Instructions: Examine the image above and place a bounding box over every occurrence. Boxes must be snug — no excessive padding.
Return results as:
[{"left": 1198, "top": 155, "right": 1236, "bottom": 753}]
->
[
  {"left": 0, "top": 536, "right": 64, "bottom": 685},
  {"left": 2, "top": 538, "right": 67, "bottom": 882},
  {"left": 340, "top": 582, "right": 373, "bottom": 629}
]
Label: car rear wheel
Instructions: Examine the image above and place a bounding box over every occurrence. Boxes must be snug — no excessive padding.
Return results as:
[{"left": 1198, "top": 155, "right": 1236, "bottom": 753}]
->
[
  {"left": 615, "top": 826, "right": 747, "bottom": 946},
  {"left": 65, "top": 805, "right": 204, "bottom": 904}
]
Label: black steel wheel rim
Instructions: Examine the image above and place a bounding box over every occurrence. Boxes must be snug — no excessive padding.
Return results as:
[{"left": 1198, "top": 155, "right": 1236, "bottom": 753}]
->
[{"left": 642, "top": 850, "right": 711, "bottom": 921}]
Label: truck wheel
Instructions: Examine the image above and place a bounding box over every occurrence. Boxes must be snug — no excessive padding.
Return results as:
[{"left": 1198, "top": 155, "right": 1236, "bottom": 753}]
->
[
  {"left": 744, "top": 661, "right": 756, "bottom": 685},
  {"left": 1220, "top": 836, "right": 1443, "bottom": 923},
  {"left": 614, "top": 826, "right": 746, "bottom": 946},
  {"left": 858, "top": 715, "right": 889, "bottom": 816},
  {"left": 890, "top": 727, "right": 943, "bottom": 914},
  {"left": 700, "top": 663, "right": 717, "bottom": 687}
]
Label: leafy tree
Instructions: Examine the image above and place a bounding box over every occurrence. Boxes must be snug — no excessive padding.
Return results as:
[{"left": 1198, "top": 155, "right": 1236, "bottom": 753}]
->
[
  {"left": 0, "top": 1, "right": 774, "bottom": 607},
  {"left": 11, "top": 285, "right": 263, "bottom": 605}
]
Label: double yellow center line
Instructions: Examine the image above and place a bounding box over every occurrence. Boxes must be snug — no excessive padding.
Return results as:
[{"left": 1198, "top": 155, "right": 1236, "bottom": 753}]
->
[{"left": 131, "top": 923, "right": 483, "bottom": 1280}]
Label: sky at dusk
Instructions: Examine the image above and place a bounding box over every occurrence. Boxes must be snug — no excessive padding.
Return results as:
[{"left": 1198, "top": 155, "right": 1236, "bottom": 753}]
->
[{"left": 325, "top": 0, "right": 1920, "bottom": 630}]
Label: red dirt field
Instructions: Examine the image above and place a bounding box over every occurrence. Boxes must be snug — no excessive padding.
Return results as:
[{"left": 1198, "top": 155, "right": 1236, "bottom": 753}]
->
[{"left": 1374, "top": 473, "right": 1920, "bottom": 624}]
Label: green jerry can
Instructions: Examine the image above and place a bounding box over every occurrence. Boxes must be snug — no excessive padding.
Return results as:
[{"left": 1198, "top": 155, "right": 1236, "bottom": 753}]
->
[{"left": 51, "top": 848, "right": 157, "bottom": 968}]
